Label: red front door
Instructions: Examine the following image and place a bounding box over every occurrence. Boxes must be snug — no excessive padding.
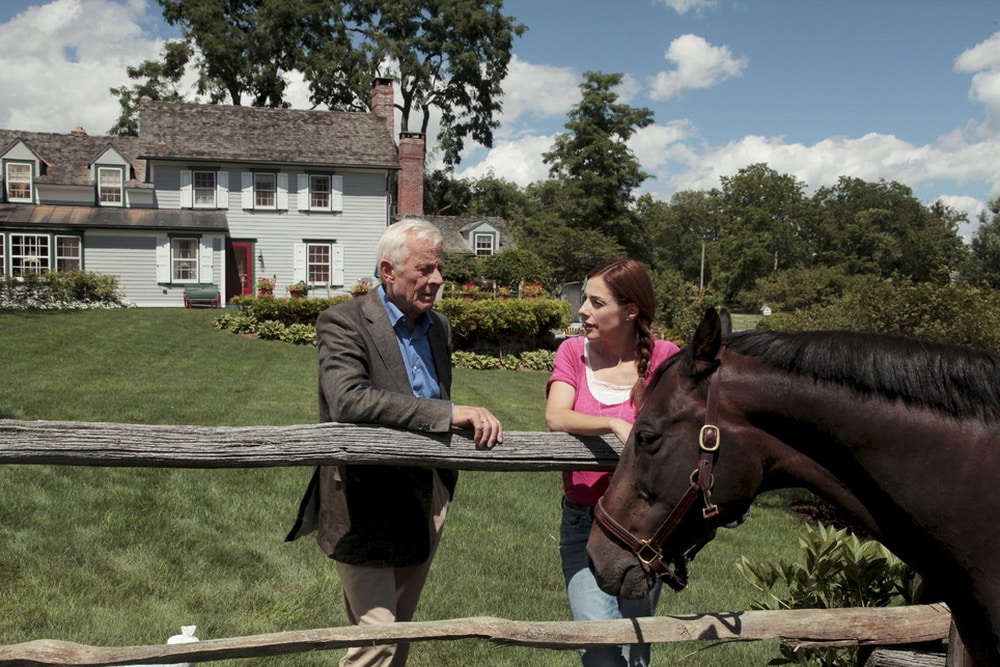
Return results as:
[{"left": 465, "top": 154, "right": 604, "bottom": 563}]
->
[{"left": 227, "top": 241, "right": 254, "bottom": 300}]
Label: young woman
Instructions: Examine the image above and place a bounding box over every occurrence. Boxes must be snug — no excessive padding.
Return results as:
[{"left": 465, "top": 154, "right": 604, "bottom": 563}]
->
[{"left": 545, "top": 259, "right": 680, "bottom": 667}]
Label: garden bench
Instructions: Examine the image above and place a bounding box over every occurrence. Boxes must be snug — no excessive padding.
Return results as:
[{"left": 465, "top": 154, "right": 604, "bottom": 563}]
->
[{"left": 182, "top": 283, "right": 221, "bottom": 308}]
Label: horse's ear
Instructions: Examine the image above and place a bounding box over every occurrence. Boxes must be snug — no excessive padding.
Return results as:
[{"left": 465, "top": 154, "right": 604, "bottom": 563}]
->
[
  {"left": 690, "top": 308, "right": 722, "bottom": 376},
  {"left": 719, "top": 308, "right": 733, "bottom": 336}
]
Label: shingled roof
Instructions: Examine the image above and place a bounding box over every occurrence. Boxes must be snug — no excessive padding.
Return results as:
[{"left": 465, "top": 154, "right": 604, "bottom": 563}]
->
[
  {"left": 413, "top": 215, "right": 517, "bottom": 254},
  {"left": 0, "top": 129, "right": 146, "bottom": 187},
  {"left": 137, "top": 99, "right": 400, "bottom": 169}
]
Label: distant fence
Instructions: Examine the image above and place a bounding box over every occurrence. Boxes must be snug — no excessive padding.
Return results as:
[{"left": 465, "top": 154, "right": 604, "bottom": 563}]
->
[{"left": 0, "top": 419, "right": 960, "bottom": 666}]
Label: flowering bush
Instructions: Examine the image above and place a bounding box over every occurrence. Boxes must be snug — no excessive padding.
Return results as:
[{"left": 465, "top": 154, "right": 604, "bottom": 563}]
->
[
  {"left": 0, "top": 272, "right": 129, "bottom": 310},
  {"left": 351, "top": 278, "right": 372, "bottom": 295},
  {"left": 522, "top": 282, "right": 546, "bottom": 298}
]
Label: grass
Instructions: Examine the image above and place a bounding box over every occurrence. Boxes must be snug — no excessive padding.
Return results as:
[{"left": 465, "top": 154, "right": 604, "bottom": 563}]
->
[{"left": 0, "top": 309, "right": 810, "bottom": 666}]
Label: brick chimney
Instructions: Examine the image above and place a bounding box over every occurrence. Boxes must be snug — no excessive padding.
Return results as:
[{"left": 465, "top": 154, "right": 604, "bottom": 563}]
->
[
  {"left": 370, "top": 77, "right": 395, "bottom": 141},
  {"left": 397, "top": 132, "right": 425, "bottom": 216}
]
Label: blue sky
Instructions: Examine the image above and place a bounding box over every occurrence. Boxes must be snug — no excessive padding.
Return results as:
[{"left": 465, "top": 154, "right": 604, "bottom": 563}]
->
[{"left": 2, "top": 0, "right": 1000, "bottom": 239}]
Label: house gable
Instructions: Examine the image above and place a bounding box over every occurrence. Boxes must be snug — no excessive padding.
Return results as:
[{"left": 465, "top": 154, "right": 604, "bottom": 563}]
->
[
  {"left": 409, "top": 214, "right": 517, "bottom": 257},
  {"left": 1, "top": 139, "right": 42, "bottom": 204}
]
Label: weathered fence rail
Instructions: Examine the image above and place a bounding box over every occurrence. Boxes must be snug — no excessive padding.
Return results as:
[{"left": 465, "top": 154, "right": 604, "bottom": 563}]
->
[
  {"left": 0, "top": 419, "right": 958, "bottom": 665},
  {"left": 0, "top": 605, "right": 953, "bottom": 667},
  {"left": 0, "top": 419, "right": 621, "bottom": 470}
]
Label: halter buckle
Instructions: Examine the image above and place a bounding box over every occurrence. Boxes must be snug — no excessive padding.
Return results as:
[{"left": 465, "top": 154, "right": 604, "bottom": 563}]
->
[
  {"left": 699, "top": 424, "right": 720, "bottom": 451},
  {"left": 635, "top": 539, "right": 664, "bottom": 566}
]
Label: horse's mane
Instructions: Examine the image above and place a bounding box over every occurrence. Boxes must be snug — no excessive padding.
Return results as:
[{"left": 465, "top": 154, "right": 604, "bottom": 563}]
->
[{"left": 723, "top": 329, "right": 1000, "bottom": 421}]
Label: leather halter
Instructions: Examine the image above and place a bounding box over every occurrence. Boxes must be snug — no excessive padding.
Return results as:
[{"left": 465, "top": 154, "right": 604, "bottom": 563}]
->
[{"left": 594, "top": 346, "right": 725, "bottom": 592}]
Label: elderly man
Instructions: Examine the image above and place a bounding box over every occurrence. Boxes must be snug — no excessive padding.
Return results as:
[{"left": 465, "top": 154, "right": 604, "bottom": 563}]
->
[{"left": 287, "top": 218, "right": 503, "bottom": 667}]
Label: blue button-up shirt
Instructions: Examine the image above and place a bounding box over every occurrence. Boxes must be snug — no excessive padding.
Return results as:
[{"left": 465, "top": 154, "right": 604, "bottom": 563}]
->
[{"left": 379, "top": 285, "right": 441, "bottom": 399}]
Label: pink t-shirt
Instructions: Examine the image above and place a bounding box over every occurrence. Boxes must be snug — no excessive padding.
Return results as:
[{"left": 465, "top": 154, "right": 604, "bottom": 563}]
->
[{"left": 547, "top": 336, "right": 680, "bottom": 505}]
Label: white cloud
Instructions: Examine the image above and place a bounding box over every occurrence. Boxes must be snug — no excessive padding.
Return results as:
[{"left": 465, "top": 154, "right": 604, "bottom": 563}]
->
[
  {"left": 454, "top": 135, "right": 555, "bottom": 186},
  {"left": 648, "top": 34, "right": 748, "bottom": 101},
  {"left": 955, "top": 32, "right": 1000, "bottom": 136},
  {"left": 638, "top": 129, "right": 1000, "bottom": 227},
  {"left": 493, "top": 56, "right": 580, "bottom": 135},
  {"left": 629, "top": 120, "right": 697, "bottom": 173},
  {"left": 657, "top": 0, "right": 718, "bottom": 16},
  {"left": 937, "top": 194, "right": 987, "bottom": 242},
  {"left": 0, "top": 0, "right": 166, "bottom": 133}
]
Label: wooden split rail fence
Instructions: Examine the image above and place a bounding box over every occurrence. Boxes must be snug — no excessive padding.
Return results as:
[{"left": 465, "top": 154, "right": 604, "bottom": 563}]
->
[{"left": 0, "top": 419, "right": 962, "bottom": 666}]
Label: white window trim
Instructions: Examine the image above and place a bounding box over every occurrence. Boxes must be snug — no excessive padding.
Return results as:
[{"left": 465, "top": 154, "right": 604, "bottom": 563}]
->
[
  {"left": 98, "top": 166, "right": 124, "bottom": 206},
  {"left": 181, "top": 169, "right": 229, "bottom": 210},
  {"left": 5, "top": 161, "right": 33, "bottom": 203},
  {"left": 171, "top": 237, "right": 199, "bottom": 283},
  {"left": 242, "top": 171, "right": 288, "bottom": 211},
  {"left": 55, "top": 235, "right": 82, "bottom": 272},
  {"left": 474, "top": 232, "right": 496, "bottom": 257},
  {"left": 297, "top": 173, "right": 343, "bottom": 213},
  {"left": 156, "top": 235, "right": 214, "bottom": 284},
  {"left": 295, "top": 241, "right": 344, "bottom": 286},
  {"left": 10, "top": 233, "right": 50, "bottom": 275}
]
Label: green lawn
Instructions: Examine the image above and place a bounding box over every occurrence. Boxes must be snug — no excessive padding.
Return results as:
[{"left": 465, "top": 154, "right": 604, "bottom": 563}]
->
[{"left": 0, "top": 309, "right": 808, "bottom": 666}]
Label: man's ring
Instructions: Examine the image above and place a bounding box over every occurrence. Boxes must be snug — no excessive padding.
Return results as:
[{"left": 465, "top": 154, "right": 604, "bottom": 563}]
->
[{"left": 481, "top": 419, "right": 488, "bottom": 423}]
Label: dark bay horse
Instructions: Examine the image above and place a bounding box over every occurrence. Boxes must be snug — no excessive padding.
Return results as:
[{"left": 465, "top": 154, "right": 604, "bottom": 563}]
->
[{"left": 587, "top": 308, "right": 1000, "bottom": 664}]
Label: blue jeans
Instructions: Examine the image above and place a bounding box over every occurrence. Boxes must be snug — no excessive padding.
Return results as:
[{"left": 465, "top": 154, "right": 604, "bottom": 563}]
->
[{"left": 560, "top": 498, "right": 662, "bottom": 667}]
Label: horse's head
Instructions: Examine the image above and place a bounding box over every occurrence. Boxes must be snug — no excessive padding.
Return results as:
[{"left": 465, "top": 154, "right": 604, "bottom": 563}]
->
[{"left": 587, "top": 308, "right": 758, "bottom": 599}]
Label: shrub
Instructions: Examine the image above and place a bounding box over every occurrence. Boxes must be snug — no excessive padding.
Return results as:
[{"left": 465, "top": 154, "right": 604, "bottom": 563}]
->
[
  {"left": 761, "top": 276, "right": 1000, "bottom": 354},
  {"left": 256, "top": 320, "right": 286, "bottom": 340},
  {"left": 451, "top": 351, "right": 504, "bottom": 370},
  {"left": 516, "top": 350, "right": 556, "bottom": 372},
  {"left": 651, "top": 269, "right": 725, "bottom": 345},
  {"left": 737, "top": 265, "right": 864, "bottom": 312},
  {"left": 737, "top": 523, "right": 914, "bottom": 666},
  {"left": 482, "top": 249, "right": 551, "bottom": 288},
  {"left": 0, "top": 271, "right": 128, "bottom": 310},
  {"left": 279, "top": 323, "right": 317, "bottom": 346},
  {"left": 436, "top": 297, "right": 571, "bottom": 352},
  {"left": 217, "top": 295, "right": 571, "bottom": 359},
  {"left": 451, "top": 349, "right": 555, "bottom": 372},
  {"left": 443, "top": 251, "right": 482, "bottom": 286},
  {"left": 229, "top": 295, "right": 348, "bottom": 325}
]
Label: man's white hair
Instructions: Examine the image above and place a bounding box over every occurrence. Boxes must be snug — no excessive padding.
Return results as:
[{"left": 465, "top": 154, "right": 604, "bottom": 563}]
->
[{"left": 376, "top": 219, "right": 444, "bottom": 274}]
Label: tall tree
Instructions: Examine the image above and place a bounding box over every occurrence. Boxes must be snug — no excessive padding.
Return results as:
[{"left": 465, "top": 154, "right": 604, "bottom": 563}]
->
[
  {"left": 640, "top": 191, "right": 713, "bottom": 287},
  {"left": 542, "top": 71, "right": 655, "bottom": 260},
  {"left": 109, "top": 41, "right": 192, "bottom": 135},
  {"left": 109, "top": 0, "right": 526, "bottom": 167},
  {"left": 158, "top": 0, "right": 310, "bottom": 106},
  {"left": 302, "top": 0, "right": 526, "bottom": 167},
  {"left": 968, "top": 197, "right": 1000, "bottom": 289},
  {"left": 709, "top": 163, "right": 810, "bottom": 302},
  {"left": 809, "top": 177, "right": 964, "bottom": 284},
  {"left": 516, "top": 180, "right": 625, "bottom": 289}
]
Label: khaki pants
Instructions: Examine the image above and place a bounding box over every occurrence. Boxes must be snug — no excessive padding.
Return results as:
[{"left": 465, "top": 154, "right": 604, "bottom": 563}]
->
[{"left": 335, "top": 471, "right": 449, "bottom": 667}]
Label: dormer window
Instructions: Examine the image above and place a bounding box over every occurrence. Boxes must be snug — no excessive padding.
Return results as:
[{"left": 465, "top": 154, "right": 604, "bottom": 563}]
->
[
  {"left": 474, "top": 232, "right": 496, "bottom": 257},
  {"left": 5, "top": 162, "right": 32, "bottom": 202},
  {"left": 98, "top": 166, "right": 123, "bottom": 205}
]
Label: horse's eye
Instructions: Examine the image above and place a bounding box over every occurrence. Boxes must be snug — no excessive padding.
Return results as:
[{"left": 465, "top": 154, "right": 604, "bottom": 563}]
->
[{"left": 633, "top": 429, "right": 661, "bottom": 454}]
